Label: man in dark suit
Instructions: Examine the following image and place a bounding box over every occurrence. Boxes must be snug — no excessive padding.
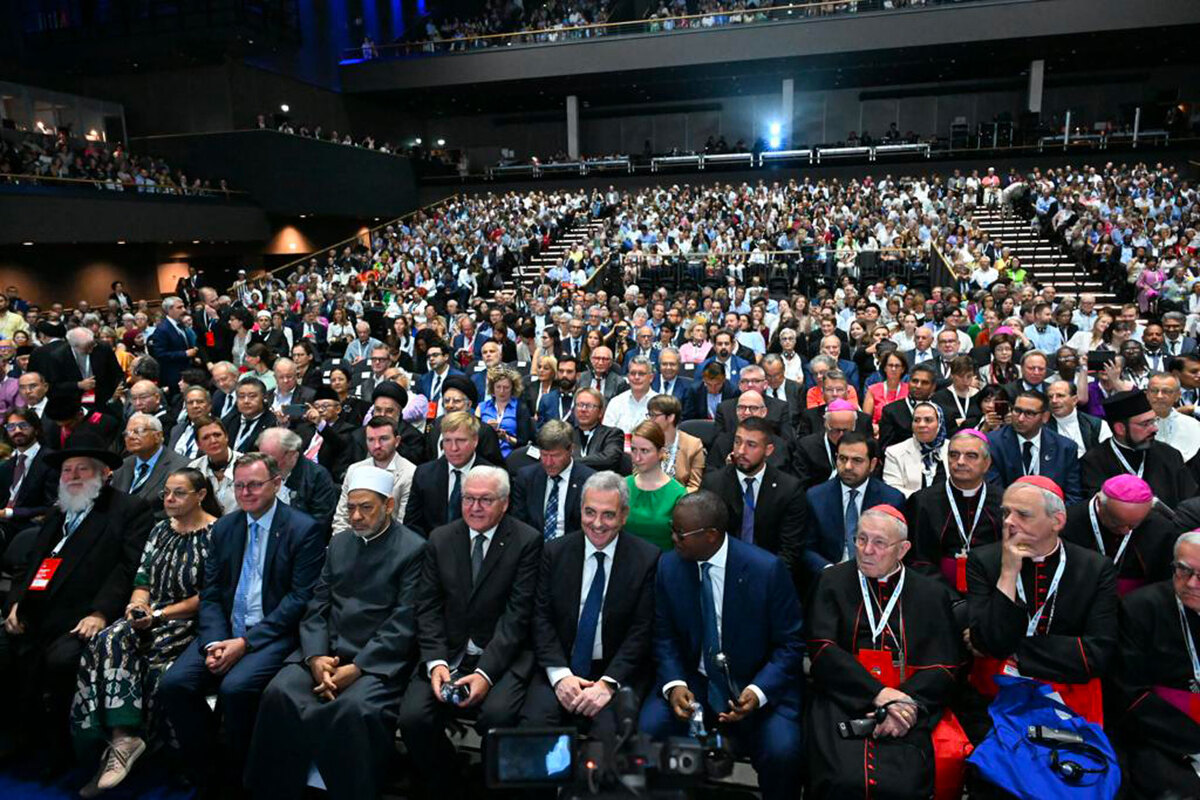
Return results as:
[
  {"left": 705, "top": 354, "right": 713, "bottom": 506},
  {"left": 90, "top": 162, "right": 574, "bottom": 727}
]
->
[
  {"left": 415, "top": 340, "right": 464, "bottom": 407},
  {"left": 1046, "top": 379, "right": 1106, "bottom": 455},
  {"left": 879, "top": 365, "right": 955, "bottom": 451},
  {"left": 705, "top": 392, "right": 796, "bottom": 478},
  {"left": 623, "top": 326, "right": 661, "bottom": 370},
  {"left": 806, "top": 335, "right": 861, "bottom": 393},
  {"left": 639, "top": 490, "right": 805, "bottom": 800},
  {"left": 683, "top": 362, "right": 737, "bottom": 422},
  {"left": 650, "top": 348, "right": 689, "bottom": 402},
  {"left": 572, "top": 388, "right": 625, "bottom": 474},
  {"left": 578, "top": 346, "right": 628, "bottom": 401},
  {"left": 110, "top": 412, "right": 191, "bottom": 517},
  {"left": 157, "top": 452, "right": 325, "bottom": 788},
  {"left": 28, "top": 328, "right": 123, "bottom": 410},
  {"left": 288, "top": 305, "right": 328, "bottom": 359},
  {"left": 700, "top": 329, "right": 752, "bottom": 383},
  {"left": 536, "top": 356, "right": 580, "bottom": 430},
  {"left": 404, "top": 411, "right": 487, "bottom": 537},
  {"left": 511, "top": 420, "right": 595, "bottom": 540},
  {"left": 802, "top": 432, "right": 905, "bottom": 591},
  {"left": 521, "top": 470, "right": 659, "bottom": 734},
  {"left": 761, "top": 354, "right": 804, "bottom": 433},
  {"left": 293, "top": 386, "right": 356, "bottom": 484},
  {"left": 1162, "top": 311, "right": 1196, "bottom": 358},
  {"left": 209, "top": 362, "right": 240, "bottom": 421},
  {"left": 223, "top": 376, "right": 273, "bottom": 455},
  {"left": 347, "top": 382, "right": 426, "bottom": 468},
  {"left": 257, "top": 427, "right": 339, "bottom": 536},
  {"left": 423, "top": 376, "right": 504, "bottom": 467},
  {"left": 192, "top": 288, "right": 233, "bottom": 364},
  {"left": 42, "top": 390, "right": 122, "bottom": 452},
  {"left": 266, "top": 358, "right": 317, "bottom": 419},
  {"left": 397, "top": 465, "right": 542, "bottom": 799},
  {"left": 986, "top": 390, "right": 1083, "bottom": 505},
  {"left": 1000, "top": 349, "right": 1052, "bottom": 402},
  {"left": 0, "top": 433, "right": 152, "bottom": 763},
  {"left": 794, "top": 400, "right": 861, "bottom": 491},
  {"left": 701, "top": 417, "right": 805, "bottom": 586},
  {"left": 0, "top": 407, "right": 58, "bottom": 550},
  {"left": 148, "top": 296, "right": 199, "bottom": 395},
  {"left": 712, "top": 365, "right": 791, "bottom": 440}
]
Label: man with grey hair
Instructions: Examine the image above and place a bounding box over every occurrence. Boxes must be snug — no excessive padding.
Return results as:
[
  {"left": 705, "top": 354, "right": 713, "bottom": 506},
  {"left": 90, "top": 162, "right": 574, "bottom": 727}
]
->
[
  {"left": 343, "top": 321, "right": 383, "bottom": 366},
  {"left": 397, "top": 463, "right": 541, "bottom": 799},
  {"left": 962, "top": 475, "right": 1118, "bottom": 744},
  {"left": 602, "top": 355, "right": 654, "bottom": 434},
  {"left": 28, "top": 323, "right": 122, "bottom": 409},
  {"left": 258, "top": 427, "right": 338, "bottom": 533},
  {"left": 209, "top": 361, "right": 241, "bottom": 419},
  {"left": 807, "top": 502, "right": 958, "bottom": 798},
  {"left": 624, "top": 326, "right": 659, "bottom": 369},
  {"left": 520, "top": 470, "right": 659, "bottom": 736},
  {"left": 1113, "top": 529, "right": 1200, "bottom": 798},
  {"left": 149, "top": 296, "right": 198, "bottom": 394},
  {"left": 111, "top": 411, "right": 190, "bottom": 514},
  {"left": 512, "top": 419, "right": 596, "bottom": 540}
]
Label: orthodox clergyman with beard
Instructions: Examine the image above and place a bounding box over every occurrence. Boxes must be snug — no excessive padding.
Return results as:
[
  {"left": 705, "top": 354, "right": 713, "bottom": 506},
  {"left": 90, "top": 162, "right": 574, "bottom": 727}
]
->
[{"left": 0, "top": 431, "right": 153, "bottom": 767}]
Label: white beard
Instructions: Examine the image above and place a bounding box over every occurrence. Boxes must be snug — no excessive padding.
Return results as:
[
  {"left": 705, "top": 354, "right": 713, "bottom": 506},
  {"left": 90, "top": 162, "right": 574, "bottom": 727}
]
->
[{"left": 57, "top": 476, "right": 104, "bottom": 515}]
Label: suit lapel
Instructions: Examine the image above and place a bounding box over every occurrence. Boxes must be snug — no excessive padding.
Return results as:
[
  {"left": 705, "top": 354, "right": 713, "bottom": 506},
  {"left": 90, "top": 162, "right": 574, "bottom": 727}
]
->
[
  {"left": 565, "top": 536, "right": 586, "bottom": 635},
  {"left": 471, "top": 517, "right": 510, "bottom": 598},
  {"left": 721, "top": 540, "right": 748, "bottom": 650},
  {"left": 228, "top": 511, "right": 249, "bottom": 588},
  {"left": 45, "top": 509, "right": 106, "bottom": 597},
  {"left": 755, "top": 468, "right": 780, "bottom": 527}
]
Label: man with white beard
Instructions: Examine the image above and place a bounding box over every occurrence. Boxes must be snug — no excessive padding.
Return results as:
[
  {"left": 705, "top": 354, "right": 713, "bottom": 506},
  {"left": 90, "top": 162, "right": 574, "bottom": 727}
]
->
[{"left": 0, "top": 431, "right": 153, "bottom": 770}]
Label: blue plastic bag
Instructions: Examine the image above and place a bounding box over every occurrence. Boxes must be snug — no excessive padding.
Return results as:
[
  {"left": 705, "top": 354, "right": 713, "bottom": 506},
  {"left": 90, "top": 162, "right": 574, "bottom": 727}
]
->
[{"left": 967, "top": 675, "right": 1120, "bottom": 800}]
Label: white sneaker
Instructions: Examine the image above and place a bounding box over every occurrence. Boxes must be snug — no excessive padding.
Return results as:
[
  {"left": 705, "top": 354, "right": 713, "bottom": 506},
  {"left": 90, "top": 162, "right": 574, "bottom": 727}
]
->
[{"left": 95, "top": 736, "right": 146, "bottom": 790}]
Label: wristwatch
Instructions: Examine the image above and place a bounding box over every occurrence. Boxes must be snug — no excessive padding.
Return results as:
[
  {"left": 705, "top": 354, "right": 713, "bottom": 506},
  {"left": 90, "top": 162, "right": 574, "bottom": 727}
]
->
[{"left": 151, "top": 609, "right": 164, "bottom": 625}]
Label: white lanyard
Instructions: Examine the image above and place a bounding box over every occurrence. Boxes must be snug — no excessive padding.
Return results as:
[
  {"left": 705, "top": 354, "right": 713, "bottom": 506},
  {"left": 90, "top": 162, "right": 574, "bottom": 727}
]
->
[
  {"left": 1110, "top": 440, "right": 1145, "bottom": 479},
  {"left": 859, "top": 568, "right": 906, "bottom": 644},
  {"left": 946, "top": 481, "right": 986, "bottom": 551},
  {"left": 1015, "top": 544, "right": 1067, "bottom": 637},
  {"left": 951, "top": 391, "right": 970, "bottom": 421},
  {"left": 1088, "top": 496, "right": 1132, "bottom": 566},
  {"left": 1175, "top": 597, "right": 1200, "bottom": 692},
  {"left": 824, "top": 437, "right": 837, "bottom": 479},
  {"left": 664, "top": 439, "right": 679, "bottom": 477}
]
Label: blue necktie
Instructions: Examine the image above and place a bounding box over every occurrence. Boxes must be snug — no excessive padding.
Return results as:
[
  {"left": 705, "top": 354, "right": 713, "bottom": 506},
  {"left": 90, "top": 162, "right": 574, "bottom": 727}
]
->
[
  {"left": 741, "top": 477, "right": 756, "bottom": 544},
  {"left": 544, "top": 476, "right": 561, "bottom": 541},
  {"left": 130, "top": 462, "right": 151, "bottom": 493},
  {"left": 844, "top": 488, "right": 859, "bottom": 558},
  {"left": 449, "top": 469, "right": 462, "bottom": 521},
  {"left": 571, "top": 552, "right": 606, "bottom": 678},
  {"left": 700, "top": 562, "right": 730, "bottom": 712},
  {"left": 231, "top": 521, "right": 261, "bottom": 638}
]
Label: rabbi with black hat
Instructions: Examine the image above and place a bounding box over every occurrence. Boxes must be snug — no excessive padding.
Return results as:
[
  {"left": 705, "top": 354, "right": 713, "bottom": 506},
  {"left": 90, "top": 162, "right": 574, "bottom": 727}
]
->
[
  {"left": 0, "top": 431, "right": 153, "bottom": 767},
  {"left": 41, "top": 388, "right": 122, "bottom": 452},
  {"left": 1081, "top": 388, "right": 1198, "bottom": 508},
  {"left": 345, "top": 381, "right": 426, "bottom": 467},
  {"left": 422, "top": 373, "right": 505, "bottom": 466}
]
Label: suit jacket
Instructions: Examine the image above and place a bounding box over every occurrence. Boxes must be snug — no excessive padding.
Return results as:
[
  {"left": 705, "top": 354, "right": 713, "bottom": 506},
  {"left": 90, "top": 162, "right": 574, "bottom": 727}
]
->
[
  {"left": 223, "top": 410, "right": 273, "bottom": 454},
  {"left": 578, "top": 370, "right": 628, "bottom": 401},
  {"left": 197, "top": 501, "right": 326, "bottom": 653},
  {"left": 298, "top": 520, "right": 426, "bottom": 680},
  {"left": 414, "top": 514, "right": 543, "bottom": 681},
  {"left": 701, "top": 465, "right": 805, "bottom": 583},
  {"left": 763, "top": 379, "right": 805, "bottom": 433},
  {"left": 881, "top": 438, "right": 949, "bottom": 498},
  {"left": 111, "top": 447, "right": 192, "bottom": 515},
  {"left": 423, "top": 421, "right": 504, "bottom": 468},
  {"left": 698, "top": 354, "right": 752, "bottom": 383},
  {"left": 650, "top": 375, "right": 690, "bottom": 402},
  {"left": 985, "top": 426, "right": 1082, "bottom": 505},
  {"left": 713, "top": 395, "right": 792, "bottom": 439},
  {"left": 267, "top": 385, "right": 317, "bottom": 412},
  {"left": 673, "top": 431, "right": 706, "bottom": 492},
  {"left": 194, "top": 308, "right": 233, "bottom": 363},
  {"left": 403, "top": 455, "right": 492, "bottom": 536},
  {"left": 802, "top": 477, "right": 906, "bottom": 580},
  {"left": 804, "top": 359, "right": 862, "bottom": 393},
  {"left": 682, "top": 380, "right": 737, "bottom": 422},
  {"left": 211, "top": 389, "right": 238, "bottom": 421},
  {"left": 511, "top": 461, "right": 595, "bottom": 537},
  {"left": 27, "top": 339, "right": 123, "bottom": 408},
  {"left": 536, "top": 389, "right": 575, "bottom": 430},
  {"left": 0, "top": 446, "right": 58, "bottom": 528},
  {"left": 283, "top": 456, "right": 339, "bottom": 532},
  {"left": 8, "top": 486, "right": 153, "bottom": 638},
  {"left": 623, "top": 349, "right": 661, "bottom": 370},
  {"left": 294, "top": 418, "right": 356, "bottom": 484},
  {"left": 148, "top": 319, "right": 193, "bottom": 390},
  {"left": 794, "top": 432, "right": 839, "bottom": 491},
  {"left": 416, "top": 367, "right": 465, "bottom": 401},
  {"left": 289, "top": 320, "right": 329, "bottom": 355},
  {"left": 573, "top": 424, "right": 625, "bottom": 473},
  {"left": 1047, "top": 411, "right": 1104, "bottom": 453},
  {"left": 652, "top": 537, "right": 805, "bottom": 716},
  {"left": 533, "top": 530, "right": 659, "bottom": 689}
]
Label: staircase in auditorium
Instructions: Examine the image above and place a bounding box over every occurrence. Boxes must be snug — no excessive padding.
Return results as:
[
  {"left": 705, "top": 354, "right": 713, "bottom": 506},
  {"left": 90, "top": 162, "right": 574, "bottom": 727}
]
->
[
  {"left": 515, "top": 217, "right": 608, "bottom": 290},
  {"left": 972, "top": 208, "right": 1115, "bottom": 304}
]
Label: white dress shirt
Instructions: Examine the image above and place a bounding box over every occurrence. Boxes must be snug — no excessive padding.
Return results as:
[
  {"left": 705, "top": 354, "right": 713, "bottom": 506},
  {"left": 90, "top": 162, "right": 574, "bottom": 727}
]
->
[
  {"left": 602, "top": 389, "right": 652, "bottom": 434},
  {"left": 736, "top": 464, "right": 766, "bottom": 507},
  {"left": 546, "top": 533, "right": 620, "bottom": 686},
  {"left": 1018, "top": 431, "right": 1041, "bottom": 475},
  {"left": 780, "top": 352, "right": 805, "bottom": 382},
  {"left": 1052, "top": 412, "right": 1085, "bottom": 457},
  {"left": 542, "top": 462, "right": 573, "bottom": 541}
]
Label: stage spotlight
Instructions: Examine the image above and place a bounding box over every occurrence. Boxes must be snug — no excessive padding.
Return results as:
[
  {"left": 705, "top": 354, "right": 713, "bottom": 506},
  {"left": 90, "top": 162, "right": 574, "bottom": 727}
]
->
[{"left": 280, "top": 104, "right": 290, "bottom": 113}]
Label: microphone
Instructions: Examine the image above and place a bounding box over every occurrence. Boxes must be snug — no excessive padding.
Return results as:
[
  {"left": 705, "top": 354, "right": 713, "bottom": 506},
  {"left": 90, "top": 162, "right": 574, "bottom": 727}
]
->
[{"left": 714, "top": 652, "right": 741, "bottom": 704}]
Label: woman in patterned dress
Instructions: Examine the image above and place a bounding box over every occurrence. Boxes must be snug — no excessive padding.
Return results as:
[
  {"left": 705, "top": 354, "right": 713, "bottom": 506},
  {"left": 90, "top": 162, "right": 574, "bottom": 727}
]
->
[{"left": 71, "top": 468, "right": 220, "bottom": 794}]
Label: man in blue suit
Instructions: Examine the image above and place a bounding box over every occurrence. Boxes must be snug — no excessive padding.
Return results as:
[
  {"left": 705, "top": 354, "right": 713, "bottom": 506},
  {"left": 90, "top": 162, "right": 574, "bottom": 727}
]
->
[
  {"left": 985, "top": 389, "right": 1082, "bottom": 505},
  {"left": 640, "top": 491, "right": 805, "bottom": 800},
  {"left": 157, "top": 452, "right": 325, "bottom": 789},
  {"left": 414, "top": 340, "right": 464, "bottom": 406},
  {"left": 801, "top": 432, "right": 904, "bottom": 591},
  {"left": 623, "top": 326, "right": 661, "bottom": 371},
  {"left": 683, "top": 362, "right": 737, "bottom": 421},
  {"left": 148, "top": 295, "right": 197, "bottom": 395},
  {"left": 699, "top": 330, "right": 751, "bottom": 384},
  {"left": 536, "top": 356, "right": 579, "bottom": 430},
  {"left": 511, "top": 420, "right": 595, "bottom": 539},
  {"left": 650, "top": 347, "right": 689, "bottom": 401}
]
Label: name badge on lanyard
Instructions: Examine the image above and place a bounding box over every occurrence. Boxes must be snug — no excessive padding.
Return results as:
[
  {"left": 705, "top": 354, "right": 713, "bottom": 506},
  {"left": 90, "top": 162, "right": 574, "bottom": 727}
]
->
[
  {"left": 28, "top": 558, "right": 62, "bottom": 591},
  {"left": 859, "top": 568, "right": 906, "bottom": 645},
  {"left": 1089, "top": 497, "right": 1132, "bottom": 566},
  {"left": 947, "top": 482, "right": 986, "bottom": 593},
  {"left": 1110, "top": 440, "right": 1145, "bottom": 479},
  {"left": 1016, "top": 545, "right": 1068, "bottom": 637}
]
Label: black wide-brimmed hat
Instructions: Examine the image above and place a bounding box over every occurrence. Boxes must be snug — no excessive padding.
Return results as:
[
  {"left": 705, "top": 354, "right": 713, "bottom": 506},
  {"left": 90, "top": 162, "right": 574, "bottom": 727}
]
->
[{"left": 43, "top": 430, "right": 124, "bottom": 470}]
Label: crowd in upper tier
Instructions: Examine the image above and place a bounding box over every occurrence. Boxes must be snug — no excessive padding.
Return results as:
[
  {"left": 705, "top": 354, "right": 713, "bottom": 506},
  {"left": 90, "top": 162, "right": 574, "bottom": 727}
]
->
[{"left": 0, "top": 159, "right": 1197, "bottom": 800}]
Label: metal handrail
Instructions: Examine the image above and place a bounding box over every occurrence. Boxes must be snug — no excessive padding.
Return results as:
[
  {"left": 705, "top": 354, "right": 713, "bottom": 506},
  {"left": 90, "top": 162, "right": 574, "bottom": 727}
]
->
[{"left": 0, "top": 171, "right": 245, "bottom": 196}]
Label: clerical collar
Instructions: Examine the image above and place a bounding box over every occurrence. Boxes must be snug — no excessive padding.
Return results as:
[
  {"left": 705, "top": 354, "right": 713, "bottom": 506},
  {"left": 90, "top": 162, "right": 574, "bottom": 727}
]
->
[
  {"left": 1029, "top": 539, "right": 1062, "bottom": 563},
  {"left": 868, "top": 563, "right": 904, "bottom": 585},
  {"left": 950, "top": 480, "right": 982, "bottom": 497},
  {"left": 358, "top": 520, "right": 393, "bottom": 545}
]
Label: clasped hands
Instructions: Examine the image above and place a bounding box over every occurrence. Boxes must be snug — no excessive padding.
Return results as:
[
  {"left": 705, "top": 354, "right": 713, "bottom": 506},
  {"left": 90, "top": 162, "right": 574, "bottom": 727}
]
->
[
  {"left": 871, "top": 686, "right": 918, "bottom": 739},
  {"left": 553, "top": 675, "right": 615, "bottom": 718},
  {"left": 669, "top": 684, "right": 760, "bottom": 725},
  {"left": 430, "top": 664, "right": 490, "bottom": 708},
  {"left": 309, "top": 655, "right": 362, "bottom": 701}
]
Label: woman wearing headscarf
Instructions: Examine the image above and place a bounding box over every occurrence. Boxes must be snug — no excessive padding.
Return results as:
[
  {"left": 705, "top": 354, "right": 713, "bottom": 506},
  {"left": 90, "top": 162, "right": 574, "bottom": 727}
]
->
[{"left": 881, "top": 401, "right": 948, "bottom": 497}]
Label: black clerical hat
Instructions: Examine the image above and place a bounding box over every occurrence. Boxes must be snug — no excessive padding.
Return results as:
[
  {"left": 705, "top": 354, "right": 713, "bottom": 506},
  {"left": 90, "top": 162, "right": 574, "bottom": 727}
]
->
[{"left": 1101, "top": 389, "right": 1152, "bottom": 422}]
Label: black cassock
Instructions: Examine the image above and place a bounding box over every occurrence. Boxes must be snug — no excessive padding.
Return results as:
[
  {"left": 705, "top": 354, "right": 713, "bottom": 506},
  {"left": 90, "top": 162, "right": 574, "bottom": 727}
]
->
[
  {"left": 1080, "top": 439, "right": 1197, "bottom": 510},
  {"left": 1114, "top": 581, "right": 1200, "bottom": 799},
  {"left": 905, "top": 480, "right": 1003, "bottom": 619},
  {"left": 807, "top": 562, "right": 959, "bottom": 800},
  {"left": 246, "top": 522, "right": 427, "bottom": 800},
  {"left": 962, "top": 540, "right": 1118, "bottom": 742},
  {"left": 1059, "top": 500, "right": 1175, "bottom": 597}
]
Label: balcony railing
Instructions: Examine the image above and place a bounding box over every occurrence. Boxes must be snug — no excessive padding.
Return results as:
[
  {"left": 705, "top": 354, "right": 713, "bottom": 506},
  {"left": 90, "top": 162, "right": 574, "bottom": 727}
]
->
[{"left": 0, "top": 172, "right": 244, "bottom": 198}]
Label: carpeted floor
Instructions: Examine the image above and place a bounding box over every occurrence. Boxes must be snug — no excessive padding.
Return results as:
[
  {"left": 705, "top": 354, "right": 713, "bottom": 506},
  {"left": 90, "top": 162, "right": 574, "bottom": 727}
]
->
[{"left": 0, "top": 763, "right": 197, "bottom": 800}]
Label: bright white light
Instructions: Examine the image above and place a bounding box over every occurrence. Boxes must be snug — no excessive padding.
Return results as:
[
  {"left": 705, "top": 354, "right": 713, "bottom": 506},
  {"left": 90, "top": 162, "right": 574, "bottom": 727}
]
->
[
  {"left": 768, "top": 136, "right": 781, "bottom": 149},
  {"left": 436, "top": 138, "right": 446, "bottom": 147},
  {"left": 769, "top": 122, "right": 781, "bottom": 136},
  {"left": 280, "top": 104, "right": 290, "bottom": 113},
  {"left": 414, "top": 137, "right": 423, "bottom": 145}
]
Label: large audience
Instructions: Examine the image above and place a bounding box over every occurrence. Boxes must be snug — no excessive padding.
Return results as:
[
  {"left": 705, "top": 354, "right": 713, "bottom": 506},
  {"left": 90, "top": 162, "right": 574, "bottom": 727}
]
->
[{"left": 1, "top": 160, "right": 1200, "bottom": 800}]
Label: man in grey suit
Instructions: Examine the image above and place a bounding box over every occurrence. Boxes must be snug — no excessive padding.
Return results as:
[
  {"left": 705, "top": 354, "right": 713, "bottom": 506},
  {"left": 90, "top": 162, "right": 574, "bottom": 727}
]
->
[
  {"left": 578, "top": 346, "right": 628, "bottom": 401},
  {"left": 110, "top": 412, "right": 191, "bottom": 517}
]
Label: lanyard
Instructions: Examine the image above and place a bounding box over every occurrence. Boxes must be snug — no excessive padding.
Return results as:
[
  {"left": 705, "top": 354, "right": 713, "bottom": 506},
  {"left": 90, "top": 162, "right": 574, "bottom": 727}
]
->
[
  {"left": 1088, "top": 496, "right": 1132, "bottom": 566},
  {"left": 52, "top": 509, "right": 88, "bottom": 556},
  {"left": 946, "top": 481, "right": 986, "bottom": 551},
  {"left": 859, "top": 568, "right": 906, "bottom": 644},
  {"left": 1110, "top": 440, "right": 1145, "bottom": 479},
  {"left": 1175, "top": 597, "right": 1200, "bottom": 692},
  {"left": 1015, "top": 544, "right": 1067, "bottom": 637},
  {"left": 950, "top": 391, "right": 970, "bottom": 421}
]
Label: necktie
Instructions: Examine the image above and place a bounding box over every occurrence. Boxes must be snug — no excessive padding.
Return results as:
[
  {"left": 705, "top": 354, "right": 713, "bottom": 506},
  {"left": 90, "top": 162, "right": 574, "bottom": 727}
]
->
[
  {"left": 8, "top": 453, "right": 26, "bottom": 507},
  {"left": 179, "top": 427, "right": 197, "bottom": 458},
  {"left": 1169, "top": 340, "right": 1178, "bottom": 355},
  {"left": 223, "top": 394, "right": 235, "bottom": 418},
  {"left": 232, "top": 521, "right": 262, "bottom": 638},
  {"left": 844, "top": 488, "right": 860, "bottom": 557},
  {"left": 699, "top": 563, "right": 730, "bottom": 712},
  {"left": 741, "top": 477, "right": 756, "bottom": 544},
  {"left": 470, "top": 533, "right": 485, "bottom": 584},
  {"left": 1022, "top": 440, "right": 1034, "bottom": 474},
  {"left": 431, "top": 373, "right": 443, "bottom": 401},
  {"left": 130, "top": 461, "right": 151, "bottom": 493},
  {"left": 235, "top": 419, "right": 255, "bottom": 451},
  {"left": 581, "top": 431, "right": 592, "bottom": 455},
  {"left": 544, "top": 476, "right": 561, "bottom": 541},
  {"left": 449, "top": 469, "right": 463, "bottom": 520},
  {"left": 571, "top": 552, "right": 607, "bottom": 678}
]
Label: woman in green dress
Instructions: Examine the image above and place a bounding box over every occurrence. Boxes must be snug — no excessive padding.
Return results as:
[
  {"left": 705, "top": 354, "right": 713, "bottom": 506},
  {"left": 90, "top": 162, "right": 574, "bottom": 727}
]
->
[
  {"left": 71, "top": 468, "right": 220, "bottom": 794},
  {"left": 625, "top": 420, "right": 687, "bottom": 551}
]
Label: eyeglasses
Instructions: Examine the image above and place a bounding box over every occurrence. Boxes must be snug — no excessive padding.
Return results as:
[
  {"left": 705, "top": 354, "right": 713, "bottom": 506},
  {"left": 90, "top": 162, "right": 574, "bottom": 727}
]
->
[
  {"left": 463, "top": 495, "right": 500, "bottom": 507},
  {"left": 233, "top": 480, "right": 274, "bottom": 494},
  {"left": 158, "top": 488, "right": 197, "bottom": 500},
  {"left": 1011, "top": 407, "right": 1043, "bottom": 418},
  {"left": 855, "top": 536, "right": 901, "bottom": 550},
  {"left": 124, "top": 428, "right": 157, "bottom": 437},
  {"left": 670, "top": 526, "right": 712, "bottom": 540},
  {"left": 1172, "top": 562, "right": 1200, "bottom": 582},
  {"left": 4, "top": 422, "right": 30, "bottom": 432}
]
